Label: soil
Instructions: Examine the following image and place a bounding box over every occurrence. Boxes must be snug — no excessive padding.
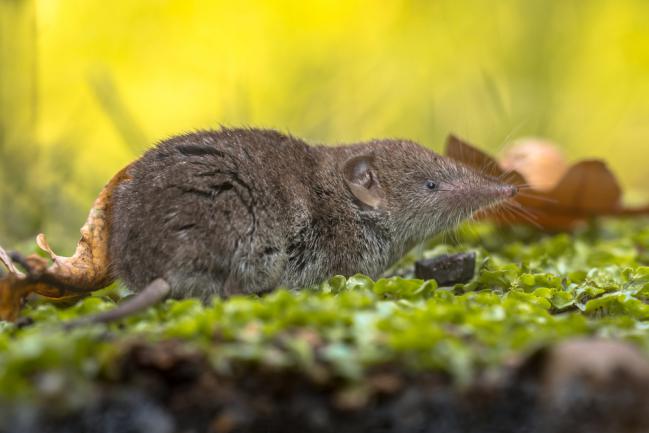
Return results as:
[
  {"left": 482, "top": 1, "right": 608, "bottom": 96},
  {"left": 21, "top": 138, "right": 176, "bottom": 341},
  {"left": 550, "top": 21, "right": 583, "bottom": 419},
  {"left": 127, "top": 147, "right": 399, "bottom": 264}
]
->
[{"left": 2, "top": 339, "right": 648, "bottom": 433}]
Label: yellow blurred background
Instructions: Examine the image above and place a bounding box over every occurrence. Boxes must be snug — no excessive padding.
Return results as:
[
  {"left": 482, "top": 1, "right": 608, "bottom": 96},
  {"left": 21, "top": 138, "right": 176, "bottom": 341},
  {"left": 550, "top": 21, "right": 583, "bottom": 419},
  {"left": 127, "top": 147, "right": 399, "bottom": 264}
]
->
[{"left": 2, "top": 0, "right": 649, "bottom": 251}]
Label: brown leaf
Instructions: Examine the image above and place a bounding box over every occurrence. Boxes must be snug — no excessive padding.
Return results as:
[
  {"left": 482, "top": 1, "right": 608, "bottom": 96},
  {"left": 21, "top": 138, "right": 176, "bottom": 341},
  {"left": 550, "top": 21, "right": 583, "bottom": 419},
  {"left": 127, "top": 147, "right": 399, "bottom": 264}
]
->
[
  {"left": 445, "top": 135, "right": 504, "bottom": 178},
  {"left": 445, "top": 134, "right": 649, "bottom": 230},
  {"left": 0, "top": 164, "right": 132, "bottom": 321},
  {"left": 549, "top": 160, "right": 622, "bottom": 212},
  {"left": 0, "top": 271, "right": 29, "bottom": 322},
  {"left": 37, "top": 164, "right": 131, "bottom": 290},
  {"left": 445, "top": 135, "right": 527, "bottom": 190},
  {"left": 0, "top": 247, "right": 21, "bottom": 275}
]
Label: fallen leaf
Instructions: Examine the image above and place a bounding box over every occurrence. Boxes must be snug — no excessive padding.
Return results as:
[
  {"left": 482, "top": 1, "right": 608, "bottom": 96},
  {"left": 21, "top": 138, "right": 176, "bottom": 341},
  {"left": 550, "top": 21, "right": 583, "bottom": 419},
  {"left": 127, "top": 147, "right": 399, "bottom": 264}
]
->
[
  {"left": 445, "top": 135, "right": 508, "bottom": 179},
  {"left": 0, "top": 164, "right": 132, "bottom": 321},
  {"left": 0, "top": 247, "right": 20, "bottom": 275},
  {"left": 445, "top": 135, "right": 649, "bottom": 230},
  {"left": 0, "top": 270, "right": 29, "bottom": 322},
  {"left": 549, "top": 160, "right": 622, "bottom": 212}
]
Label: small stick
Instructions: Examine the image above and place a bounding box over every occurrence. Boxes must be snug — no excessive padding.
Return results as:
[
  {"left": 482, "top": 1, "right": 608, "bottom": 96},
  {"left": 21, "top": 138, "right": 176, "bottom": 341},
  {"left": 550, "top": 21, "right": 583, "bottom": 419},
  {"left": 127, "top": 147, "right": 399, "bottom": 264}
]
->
[{"left": 64, "top": 278, "right": 171, "bottom": 329}]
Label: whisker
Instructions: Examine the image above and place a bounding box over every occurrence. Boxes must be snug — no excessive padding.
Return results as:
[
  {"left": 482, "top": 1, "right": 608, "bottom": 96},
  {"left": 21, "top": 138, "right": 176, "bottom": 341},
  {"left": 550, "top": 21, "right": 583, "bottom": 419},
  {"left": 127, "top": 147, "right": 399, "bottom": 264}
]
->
[
  {"left": 498, "top": 121, "right": 527, "bottom": 153},
  {"left": 497, "top": 169, "right": 513, "bottom": 181},
  {"left": 504, "top": 202, "right": 543, "bottom": 229},
  {"left": 503, "top": 205, "right": 536, "bottom": 227},
  {"left": 508, "top": 200, "right": 540, "bottom": 220},
  {"left": 516, "top": 192, "right": 558, "bottom": 204},
  {"left": 501, "top": 174, "right": 532, "bottom": 188},
  {"left": 498, "top": 206, "right": 517, "bottom": 226},
  {"left": 488, "top": 203, "right": 506, "bottom": 221}
]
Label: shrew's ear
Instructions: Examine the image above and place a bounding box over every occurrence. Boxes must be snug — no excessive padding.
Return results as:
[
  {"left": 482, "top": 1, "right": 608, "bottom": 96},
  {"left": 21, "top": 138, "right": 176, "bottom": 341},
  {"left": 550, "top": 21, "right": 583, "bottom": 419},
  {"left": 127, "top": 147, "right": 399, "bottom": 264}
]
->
[{"left": 341, "top": 154, "right": 384, "bottom": 209}]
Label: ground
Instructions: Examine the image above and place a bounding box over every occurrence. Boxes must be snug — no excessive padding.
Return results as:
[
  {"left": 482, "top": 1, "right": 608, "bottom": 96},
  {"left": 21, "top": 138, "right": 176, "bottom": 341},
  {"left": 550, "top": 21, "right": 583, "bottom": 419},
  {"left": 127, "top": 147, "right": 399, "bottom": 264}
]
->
[{"left": 1, "top": 220, "right": 649, "bottom": 432}]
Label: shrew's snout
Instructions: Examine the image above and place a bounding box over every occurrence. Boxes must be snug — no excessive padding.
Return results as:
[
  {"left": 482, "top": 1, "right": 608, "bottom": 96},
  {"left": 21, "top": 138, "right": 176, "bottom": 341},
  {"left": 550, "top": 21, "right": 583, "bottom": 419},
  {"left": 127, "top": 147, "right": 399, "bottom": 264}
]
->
[
  {"left": 478, "top": 181, "right": 518, "bottom": 207},
  {"left": 500, "top": 184, "right": 518, "bottom": 198}
]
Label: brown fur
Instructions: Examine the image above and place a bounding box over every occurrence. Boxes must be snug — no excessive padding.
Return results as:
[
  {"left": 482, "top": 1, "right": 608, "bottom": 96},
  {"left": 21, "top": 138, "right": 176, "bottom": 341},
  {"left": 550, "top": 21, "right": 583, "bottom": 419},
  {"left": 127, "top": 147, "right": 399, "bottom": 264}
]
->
[{"left": 109, "top": 127, "right": 515, "bottom": 299}]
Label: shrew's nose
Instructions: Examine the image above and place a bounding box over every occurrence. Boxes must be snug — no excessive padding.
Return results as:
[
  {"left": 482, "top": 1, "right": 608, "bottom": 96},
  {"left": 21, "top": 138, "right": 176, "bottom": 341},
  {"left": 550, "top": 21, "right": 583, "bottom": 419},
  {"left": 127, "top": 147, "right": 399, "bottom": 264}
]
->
[{"left": 500, "top": 184, "right": 518, "bottom": 198}]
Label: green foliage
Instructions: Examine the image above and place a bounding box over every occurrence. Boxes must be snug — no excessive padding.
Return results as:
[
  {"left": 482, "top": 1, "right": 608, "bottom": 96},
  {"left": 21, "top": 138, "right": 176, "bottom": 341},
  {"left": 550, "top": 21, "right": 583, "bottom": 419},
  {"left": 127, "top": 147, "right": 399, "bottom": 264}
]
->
[{"left": 2, "top": 219, "right": 649, "bottom": 405}]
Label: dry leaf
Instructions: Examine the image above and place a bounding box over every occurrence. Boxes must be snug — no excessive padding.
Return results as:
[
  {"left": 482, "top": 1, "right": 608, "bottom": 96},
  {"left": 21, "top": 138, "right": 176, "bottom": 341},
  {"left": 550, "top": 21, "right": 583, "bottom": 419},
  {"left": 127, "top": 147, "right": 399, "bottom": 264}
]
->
[
  {"left": 0, "top": 164, "right": 132, "bottom": 321},
  {"left": 0, "top": 247, "right": 20, "bottom": 275},
  {"left": 445, "top": 135, "right": 649, "bottom": 230},
  {"left": 445, "top": 135, "right": 508, "bottom": 179}
]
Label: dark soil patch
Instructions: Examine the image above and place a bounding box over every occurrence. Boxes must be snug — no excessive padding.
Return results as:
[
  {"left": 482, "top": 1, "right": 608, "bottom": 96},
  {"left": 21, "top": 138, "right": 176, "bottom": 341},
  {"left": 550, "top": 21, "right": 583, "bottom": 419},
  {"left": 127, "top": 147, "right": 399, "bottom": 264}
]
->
[{"left": 3, "top": 339, "right": 649, "bottom": 433}]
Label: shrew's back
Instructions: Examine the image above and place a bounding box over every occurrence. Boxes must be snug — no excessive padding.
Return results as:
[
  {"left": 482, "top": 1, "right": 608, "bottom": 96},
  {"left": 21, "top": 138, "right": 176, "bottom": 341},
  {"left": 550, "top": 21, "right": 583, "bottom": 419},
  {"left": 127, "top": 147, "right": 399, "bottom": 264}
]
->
[{"left": 109, "top": 128, "right": 319, "bottom": 298}]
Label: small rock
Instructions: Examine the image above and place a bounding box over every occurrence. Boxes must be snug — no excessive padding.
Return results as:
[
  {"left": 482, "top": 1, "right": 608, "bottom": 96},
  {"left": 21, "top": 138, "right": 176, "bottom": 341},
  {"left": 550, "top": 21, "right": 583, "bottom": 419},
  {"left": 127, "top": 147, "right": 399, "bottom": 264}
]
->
[{"left": 414, "top": 252, "right": 476, "bottom": 286}]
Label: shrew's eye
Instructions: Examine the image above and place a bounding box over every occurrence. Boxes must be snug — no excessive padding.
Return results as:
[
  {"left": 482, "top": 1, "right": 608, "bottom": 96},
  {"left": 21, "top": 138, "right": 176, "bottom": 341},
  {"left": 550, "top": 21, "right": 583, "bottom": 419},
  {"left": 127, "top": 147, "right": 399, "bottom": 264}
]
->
[{"left": 425, "top": 180, "right": 438, "bottom": 191}]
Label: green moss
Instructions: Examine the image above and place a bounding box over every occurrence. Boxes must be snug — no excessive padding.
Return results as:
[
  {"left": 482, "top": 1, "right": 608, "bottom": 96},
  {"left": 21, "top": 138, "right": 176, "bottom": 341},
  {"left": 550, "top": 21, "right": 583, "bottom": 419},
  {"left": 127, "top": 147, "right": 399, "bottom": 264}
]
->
[{"left": 2, "top": 219, "right": 649, "bottom": 402}]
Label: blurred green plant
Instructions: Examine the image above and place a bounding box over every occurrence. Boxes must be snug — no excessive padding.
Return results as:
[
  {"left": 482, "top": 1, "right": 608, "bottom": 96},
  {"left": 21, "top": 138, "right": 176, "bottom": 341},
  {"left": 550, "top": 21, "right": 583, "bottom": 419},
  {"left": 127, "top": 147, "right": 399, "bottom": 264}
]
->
[
  {"left": 0, "top": 0, "right": 41, "bottom": 244},
  {"left": 0, "top": 0, "right": 84, "bottom": 251}
]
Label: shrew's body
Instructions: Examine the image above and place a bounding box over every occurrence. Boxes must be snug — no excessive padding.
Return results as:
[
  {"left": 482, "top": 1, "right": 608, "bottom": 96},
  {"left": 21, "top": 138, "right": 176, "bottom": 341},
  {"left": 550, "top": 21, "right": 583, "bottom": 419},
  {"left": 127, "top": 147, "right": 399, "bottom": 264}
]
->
[{"left": 109, "top": 128, "right": 516, "bottom": 299}]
